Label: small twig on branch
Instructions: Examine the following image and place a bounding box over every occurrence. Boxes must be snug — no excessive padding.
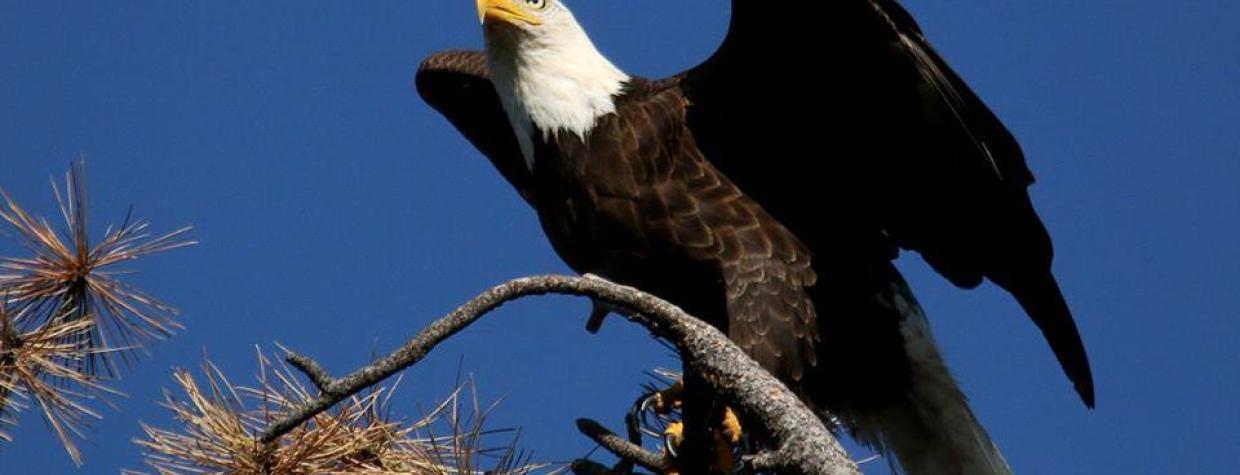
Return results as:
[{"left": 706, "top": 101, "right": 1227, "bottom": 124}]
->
[
  {"left": 259, "top": 274, "right": 859, "bottom": 475},
  {"left": 285, "top": 352, "right": 336, "bottom": 393}
]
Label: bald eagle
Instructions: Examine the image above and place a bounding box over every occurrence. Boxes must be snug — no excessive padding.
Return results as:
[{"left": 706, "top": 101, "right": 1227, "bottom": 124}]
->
[{"left": 417, "top": 0, "right": 1092, "bottom": 473}]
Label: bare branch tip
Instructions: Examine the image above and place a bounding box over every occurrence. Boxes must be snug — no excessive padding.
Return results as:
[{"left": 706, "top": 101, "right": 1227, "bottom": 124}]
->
[
  {"left": 285, "top": 353, "right": 335, "bottom": 393},
  {"left": 575, "top": 418, "right": 665, "bottom": 473}
]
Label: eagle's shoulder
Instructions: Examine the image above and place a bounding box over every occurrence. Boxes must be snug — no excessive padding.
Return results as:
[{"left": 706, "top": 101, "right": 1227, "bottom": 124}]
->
[{"left": 614, "top": 76, "right": 690, "bottom": 113}]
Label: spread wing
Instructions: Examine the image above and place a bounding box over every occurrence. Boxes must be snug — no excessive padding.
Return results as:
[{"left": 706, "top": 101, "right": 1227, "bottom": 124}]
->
[
  {"left": 415, "top": 50, "right": 533, "bottom": 203},
  {"left": 415, "top": 0, "right": 1093, "bottom": 407},
  {"left": 681, "top": 0, "right": 1094, "bottom": 406}
]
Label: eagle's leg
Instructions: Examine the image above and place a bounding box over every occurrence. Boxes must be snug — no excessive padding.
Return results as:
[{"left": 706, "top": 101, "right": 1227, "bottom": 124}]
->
[
  {"left": 674, "top": 373, "right": 716, "bottom": 474},
  {"left": 638, "top": 380, "right": 742, "bottom": 442}
]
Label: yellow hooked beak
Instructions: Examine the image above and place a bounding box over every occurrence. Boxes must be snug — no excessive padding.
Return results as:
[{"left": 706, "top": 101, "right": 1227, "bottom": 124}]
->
[{"left": 477, "top": 0, "right": 543, "bottom": 26}]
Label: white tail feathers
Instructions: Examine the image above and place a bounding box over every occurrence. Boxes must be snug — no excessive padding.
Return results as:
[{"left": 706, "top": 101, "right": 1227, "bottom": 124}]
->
[{"left": 851, "top": 282, "right": 1012, "bottom": 475}]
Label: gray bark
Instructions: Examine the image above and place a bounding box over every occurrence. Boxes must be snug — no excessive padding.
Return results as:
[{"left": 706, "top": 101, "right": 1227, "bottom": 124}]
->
[{"left": 259, "top": 275, "right": 859, "bottom": 475}]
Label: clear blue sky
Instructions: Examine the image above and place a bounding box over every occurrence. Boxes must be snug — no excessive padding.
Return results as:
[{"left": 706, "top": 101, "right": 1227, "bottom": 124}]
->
[{"left": 2, "top": 1, "right": 1237, "bottom": 473}]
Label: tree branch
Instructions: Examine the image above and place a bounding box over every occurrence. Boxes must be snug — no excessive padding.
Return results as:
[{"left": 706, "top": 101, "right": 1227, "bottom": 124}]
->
[
  {"left": 575, "top": 418, "right": 666, "bottom": 473},
  {"left": 258, "top": 274, "right": 859, "bottom": 475}
]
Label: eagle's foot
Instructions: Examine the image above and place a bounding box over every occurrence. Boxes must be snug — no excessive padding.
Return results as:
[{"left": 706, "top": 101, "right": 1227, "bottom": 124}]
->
[
  {"left": 660, "top": 418, "right": 739, "bottom": 475},
  {"left": 638, "top": 381, "right": 743, "bottom": 475}
]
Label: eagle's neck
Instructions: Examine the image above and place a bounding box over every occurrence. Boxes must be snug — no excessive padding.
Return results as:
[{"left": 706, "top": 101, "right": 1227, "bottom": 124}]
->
[{"left": 485, "top": 21, "right": 630, "bottom": 170}]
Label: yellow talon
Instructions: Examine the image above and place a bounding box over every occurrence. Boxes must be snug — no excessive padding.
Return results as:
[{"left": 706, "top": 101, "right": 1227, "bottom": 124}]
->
[
  {"left": 663, "top": 421, "right": 684, "bottom": 453},
  {"left": 663, "top": 422, "right": 684, "bottom": 475},
  {"left": 647, "top": 382, "right": 743, "bottom": 474}
]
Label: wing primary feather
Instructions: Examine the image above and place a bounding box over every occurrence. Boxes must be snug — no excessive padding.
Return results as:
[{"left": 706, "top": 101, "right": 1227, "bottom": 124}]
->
[{"left": 1010, "top": 276, "right": 1095, "bottom": 408}]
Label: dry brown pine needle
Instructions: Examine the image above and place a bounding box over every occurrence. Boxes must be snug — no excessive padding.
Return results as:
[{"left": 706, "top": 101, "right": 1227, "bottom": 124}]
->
[
  {"left": 0, "top": 160, "right": 195, "bottom": 377},
  {"left": 0, "top": 300, "right": 121, "bottom": 465},
  {"left": 128, "top": 349, "right": 550, "bottom": 475}
]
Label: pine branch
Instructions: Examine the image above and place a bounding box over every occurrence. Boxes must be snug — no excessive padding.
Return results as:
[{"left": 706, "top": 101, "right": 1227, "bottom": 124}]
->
[{"left": 261, "top": 274, "right": 860, "bottom": 475}]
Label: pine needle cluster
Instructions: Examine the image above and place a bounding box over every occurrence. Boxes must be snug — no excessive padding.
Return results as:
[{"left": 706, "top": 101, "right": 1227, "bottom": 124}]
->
[
  {"left": 0, "top": 161, "right": 194, "bottom": 464},
  {"left": 130, "top": 351, "right": 548, "bottom": 474}
]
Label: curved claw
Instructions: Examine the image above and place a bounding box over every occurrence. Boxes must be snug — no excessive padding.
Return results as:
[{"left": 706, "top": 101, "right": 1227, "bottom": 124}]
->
[
  {"left": 639, "top": 392, "right": 655, "bottom": 415},
  {"left": 639, "top": 395, "right": 655, "bottom": 432},
  {"left": 625, "top": 392, "right": 649, "bottom": 445},
  {"left": 663, "top": 422, "right": 684, "bottom": 460}
]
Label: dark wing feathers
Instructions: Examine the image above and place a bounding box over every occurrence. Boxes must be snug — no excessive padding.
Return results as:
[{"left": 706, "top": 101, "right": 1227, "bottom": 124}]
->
[
  {"left": 548, "top": 88, "right": 821, "bottom": 389},
  {"left": 682, "top": 0, "right": 1093, "bottom": 405},
  {"left": 413, "top": 28, "right": 817, "bottom": 397},
  {"left": 724, "top": 259, "right": 819, "bottom": 389},
  {"left": 415, "top": 50, "right": 533, "bottom": 203},
  {"left": 873, "top": 0, "right": 1030, "bottom": 185},
  {"left": 879, "top": 0, "right": 1092, "bottom": 407}
]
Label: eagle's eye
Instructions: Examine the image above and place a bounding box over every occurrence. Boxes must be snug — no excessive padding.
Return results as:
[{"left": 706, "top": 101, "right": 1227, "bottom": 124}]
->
[{"left": 525, "top": 0, "right": 547, "bottom": 10}]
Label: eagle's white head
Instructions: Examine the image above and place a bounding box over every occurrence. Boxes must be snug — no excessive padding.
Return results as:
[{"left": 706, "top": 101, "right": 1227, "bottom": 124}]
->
[{"left": 478, "top": 0, "right": 630, "bottom": 169}]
